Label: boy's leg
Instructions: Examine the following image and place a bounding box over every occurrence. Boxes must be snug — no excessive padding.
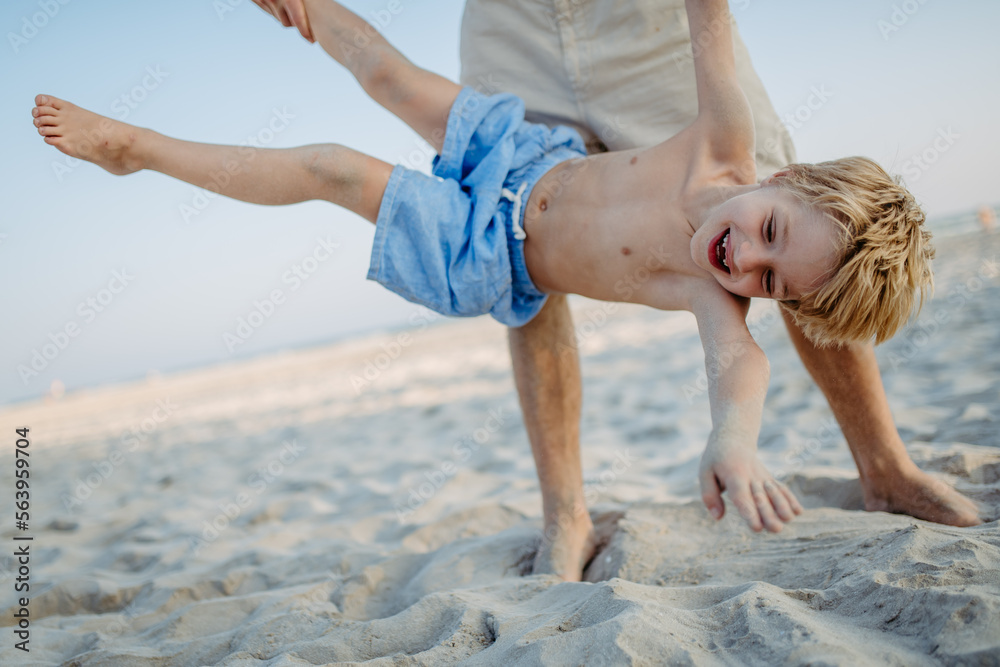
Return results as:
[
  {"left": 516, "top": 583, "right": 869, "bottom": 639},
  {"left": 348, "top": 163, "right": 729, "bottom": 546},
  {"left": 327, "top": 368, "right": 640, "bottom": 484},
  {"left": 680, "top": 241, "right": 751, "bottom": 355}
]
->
[
  {"left": 32, "top": 95, "right": 391, "bottom": 223},
  {"left": 303, "top": 0, "right": 461, "bottom": 153}
]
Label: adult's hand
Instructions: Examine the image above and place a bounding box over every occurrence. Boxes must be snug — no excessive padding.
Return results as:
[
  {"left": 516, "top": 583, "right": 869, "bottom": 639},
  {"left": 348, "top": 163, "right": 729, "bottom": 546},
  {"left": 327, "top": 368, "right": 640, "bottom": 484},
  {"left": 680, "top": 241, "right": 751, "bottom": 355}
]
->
[{"left": 251, "top": 0, "right": 315, "bottom": 43}]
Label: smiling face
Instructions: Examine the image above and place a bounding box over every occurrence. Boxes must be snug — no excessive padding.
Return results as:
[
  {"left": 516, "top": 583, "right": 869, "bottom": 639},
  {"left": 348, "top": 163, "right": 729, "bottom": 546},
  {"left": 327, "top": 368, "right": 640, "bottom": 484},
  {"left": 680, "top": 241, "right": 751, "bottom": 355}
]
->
[{"left": 691, "top": 181, "right": 844, "bottom": 300}]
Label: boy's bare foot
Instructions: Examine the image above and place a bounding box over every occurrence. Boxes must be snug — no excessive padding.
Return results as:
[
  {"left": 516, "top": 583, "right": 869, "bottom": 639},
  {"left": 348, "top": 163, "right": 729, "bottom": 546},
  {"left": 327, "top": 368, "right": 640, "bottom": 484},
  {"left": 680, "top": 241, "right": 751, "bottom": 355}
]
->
[
  {"left": 31, "top": 95, "right": 146, "bottom": 176},
  {"left": 533, "top": 506, "right": 597, "bottom": 582},
  {"left": 863, "top": 463, "right": 982, "bottom": 527}
]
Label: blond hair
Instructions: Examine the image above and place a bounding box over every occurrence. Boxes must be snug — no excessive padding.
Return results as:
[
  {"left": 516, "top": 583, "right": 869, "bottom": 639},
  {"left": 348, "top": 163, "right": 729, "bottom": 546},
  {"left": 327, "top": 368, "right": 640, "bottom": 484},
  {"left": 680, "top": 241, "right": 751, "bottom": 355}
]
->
[{"left": 775, "top": 156, "right": 934, "bottom": 347}]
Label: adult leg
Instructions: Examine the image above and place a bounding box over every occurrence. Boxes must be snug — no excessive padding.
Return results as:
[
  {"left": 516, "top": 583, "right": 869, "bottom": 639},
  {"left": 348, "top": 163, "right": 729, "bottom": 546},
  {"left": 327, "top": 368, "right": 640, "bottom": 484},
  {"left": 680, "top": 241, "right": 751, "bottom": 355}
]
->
[
  {"left": 304, "top": 0, "right": 461, "bottom": 153},
  {"left": 781, "top": 309, "right": 981, "bottom": 526},
  {"left": 32, "top": 95, "right": 392, "bottom": 222},
  {"left": 459, "top": 0, "right": 598, "bottom": 582},
  {"left": 508, "top": 294, "right": 597, "bottom": 581}
]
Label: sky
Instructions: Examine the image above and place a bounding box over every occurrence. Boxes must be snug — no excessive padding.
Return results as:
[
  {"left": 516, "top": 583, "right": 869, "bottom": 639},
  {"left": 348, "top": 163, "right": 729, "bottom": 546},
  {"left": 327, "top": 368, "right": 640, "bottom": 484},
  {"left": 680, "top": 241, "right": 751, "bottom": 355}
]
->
[{"left": 1, "top": 0, "right": 997, "bottom": 406}]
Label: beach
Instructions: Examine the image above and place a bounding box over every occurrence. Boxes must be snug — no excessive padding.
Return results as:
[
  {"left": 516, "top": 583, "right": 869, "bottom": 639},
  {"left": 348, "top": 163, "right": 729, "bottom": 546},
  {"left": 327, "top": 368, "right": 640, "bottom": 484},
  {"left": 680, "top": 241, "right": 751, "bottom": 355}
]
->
[{"left": 1, "top": 228, "right": 998, "bottom": 666}]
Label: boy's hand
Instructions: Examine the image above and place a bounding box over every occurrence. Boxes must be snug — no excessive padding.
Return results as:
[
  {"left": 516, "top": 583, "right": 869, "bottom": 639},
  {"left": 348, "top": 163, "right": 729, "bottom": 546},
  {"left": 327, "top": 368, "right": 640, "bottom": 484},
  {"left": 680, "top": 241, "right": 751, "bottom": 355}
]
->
[
  {"left": 252, "top": 0, "right": 315, "bottom": 43},
  {"left": 699, "top": 435, "right": 803, "bottom": 532}
]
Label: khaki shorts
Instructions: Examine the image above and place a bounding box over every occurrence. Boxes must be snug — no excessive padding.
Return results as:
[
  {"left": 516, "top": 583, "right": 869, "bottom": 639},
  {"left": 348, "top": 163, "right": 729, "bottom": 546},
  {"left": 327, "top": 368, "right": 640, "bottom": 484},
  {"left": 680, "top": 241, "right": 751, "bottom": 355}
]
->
[{"left": 459, "top": 0, "right": 795, "bottom": 177}]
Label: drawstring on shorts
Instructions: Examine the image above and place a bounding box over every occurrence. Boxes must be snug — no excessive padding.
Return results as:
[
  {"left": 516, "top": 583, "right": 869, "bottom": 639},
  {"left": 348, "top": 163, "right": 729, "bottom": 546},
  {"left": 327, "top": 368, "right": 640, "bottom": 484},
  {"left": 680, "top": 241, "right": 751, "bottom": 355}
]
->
[{"left": 500, "top": 181, "right": 528, "bottom": 240}]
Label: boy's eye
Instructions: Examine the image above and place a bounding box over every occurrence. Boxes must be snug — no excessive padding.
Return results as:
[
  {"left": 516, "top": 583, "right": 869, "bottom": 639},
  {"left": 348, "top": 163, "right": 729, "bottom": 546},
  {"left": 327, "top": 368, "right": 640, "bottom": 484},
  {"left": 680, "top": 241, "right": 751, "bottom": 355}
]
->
[
  {"left": 766, "top": 216, "right": 774, "bottom": 243},
  {"left": 765, "top": 270, "right": 773, "bottom": 296}
]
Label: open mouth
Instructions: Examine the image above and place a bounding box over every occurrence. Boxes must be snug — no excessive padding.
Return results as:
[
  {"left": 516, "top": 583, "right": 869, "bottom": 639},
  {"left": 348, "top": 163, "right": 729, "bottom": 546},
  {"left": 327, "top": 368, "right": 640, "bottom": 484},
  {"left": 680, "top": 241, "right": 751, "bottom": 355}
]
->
[{"left": 709, "top": 228, "right": 731, "bottom": 274}]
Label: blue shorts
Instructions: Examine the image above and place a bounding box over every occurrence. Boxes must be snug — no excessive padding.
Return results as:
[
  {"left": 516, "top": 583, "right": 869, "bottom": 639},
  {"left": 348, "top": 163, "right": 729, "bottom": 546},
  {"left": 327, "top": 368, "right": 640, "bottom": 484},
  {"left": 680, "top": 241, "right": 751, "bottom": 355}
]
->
[{"left": 366, "top": 87, "right": 587, "bottom": 327}]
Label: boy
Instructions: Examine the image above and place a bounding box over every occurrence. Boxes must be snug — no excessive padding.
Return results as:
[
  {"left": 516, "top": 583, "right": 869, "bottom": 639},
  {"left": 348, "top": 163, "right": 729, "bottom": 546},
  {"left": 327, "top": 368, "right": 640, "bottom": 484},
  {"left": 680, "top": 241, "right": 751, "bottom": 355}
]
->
[{"left": 30, "top": 0, "right": 933, "bottom": 535}]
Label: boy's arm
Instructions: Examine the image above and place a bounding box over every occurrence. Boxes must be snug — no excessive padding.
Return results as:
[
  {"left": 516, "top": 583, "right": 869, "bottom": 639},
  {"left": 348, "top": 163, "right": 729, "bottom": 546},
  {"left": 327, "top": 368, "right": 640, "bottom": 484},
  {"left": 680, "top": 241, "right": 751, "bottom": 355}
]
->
[
  {"left": 692, "top": 291, "right": 803, "bottom": 532},
  {"left": 684, "top": 0, "right": 755, "bottom": 168}
]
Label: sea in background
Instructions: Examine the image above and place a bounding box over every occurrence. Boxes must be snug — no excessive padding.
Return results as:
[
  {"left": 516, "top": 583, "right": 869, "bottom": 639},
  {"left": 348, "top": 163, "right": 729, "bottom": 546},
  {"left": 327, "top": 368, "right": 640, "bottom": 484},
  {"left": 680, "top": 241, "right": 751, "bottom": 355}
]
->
[
  {"left": 927, "top": 203, "right": 998, "bottom": 238},
  {"left": 0, "top": 209, "right": 997, "bottom": 665},
  {"left": 2, "top": 0, "right": 998, "bottom": 657},
  {"left": 2, "top": 203, "right": 998, "bottom": 411}
]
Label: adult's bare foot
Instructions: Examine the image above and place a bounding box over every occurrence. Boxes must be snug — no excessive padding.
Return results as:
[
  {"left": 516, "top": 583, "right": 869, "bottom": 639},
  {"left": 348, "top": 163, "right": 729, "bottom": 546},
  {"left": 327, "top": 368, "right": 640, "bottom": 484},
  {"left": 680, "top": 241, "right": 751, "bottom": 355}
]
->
[
  {"left": 31, "top": 95, "right": 146, "bottom": 175},
  {"left": 533, "top": 507, "right": 597, "bottom": 582},
  {"left": 863, "top": 462, "right": 982, "bottom": 527}
]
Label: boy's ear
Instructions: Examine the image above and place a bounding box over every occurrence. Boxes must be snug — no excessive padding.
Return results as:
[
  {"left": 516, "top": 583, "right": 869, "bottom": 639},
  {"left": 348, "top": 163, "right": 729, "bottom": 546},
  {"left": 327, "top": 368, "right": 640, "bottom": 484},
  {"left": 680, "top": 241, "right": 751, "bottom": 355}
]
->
[{"left": 762, "top": 169, "right": 792, "bottom": 186}]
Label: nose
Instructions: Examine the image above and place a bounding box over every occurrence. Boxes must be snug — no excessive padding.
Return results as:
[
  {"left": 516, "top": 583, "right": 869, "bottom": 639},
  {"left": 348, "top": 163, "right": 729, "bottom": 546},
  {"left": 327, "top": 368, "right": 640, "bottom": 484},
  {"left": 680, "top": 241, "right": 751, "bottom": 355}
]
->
[{"left": 734, "top": 239, "right": 763, "bottom": 275}]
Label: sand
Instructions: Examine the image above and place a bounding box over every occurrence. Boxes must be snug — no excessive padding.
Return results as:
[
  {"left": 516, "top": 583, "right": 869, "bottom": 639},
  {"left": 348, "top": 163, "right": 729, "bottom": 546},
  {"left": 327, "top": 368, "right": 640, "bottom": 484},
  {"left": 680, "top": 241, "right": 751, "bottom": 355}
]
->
[{"left": 1, "top": 229, "right": 998, "bottom": 666}]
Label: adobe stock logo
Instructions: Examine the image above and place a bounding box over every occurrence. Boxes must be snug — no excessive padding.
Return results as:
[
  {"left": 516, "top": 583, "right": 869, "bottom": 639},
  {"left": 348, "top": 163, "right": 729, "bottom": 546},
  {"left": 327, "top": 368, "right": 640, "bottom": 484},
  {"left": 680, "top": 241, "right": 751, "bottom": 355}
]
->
[
  {"left": 52, "top": 65, "right": 169, "bottom": 183},
  {"left": 900, "top": 127, "right": 959, "bottom": 184},
  {"left": 17, "top": 269, "right": 134, "bottom": 385},
  {"left": 223, "top": 236, "right": 339, "bottom": 352},
  {"left": 877, "top": 0, "right": 930, "bottom": 40},
  {"left": 7, "top": 0, "right": 72, "bottom": 55}
]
